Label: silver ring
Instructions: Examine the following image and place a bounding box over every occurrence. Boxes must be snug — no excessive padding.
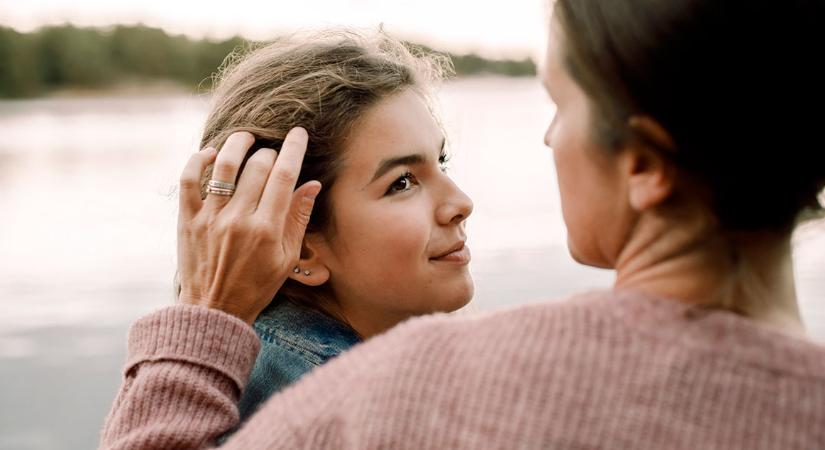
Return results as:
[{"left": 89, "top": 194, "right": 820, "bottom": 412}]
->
[
  {"left": 205, "top": 185, "right": 235, "bottom": 197},
  {"left": 207, "top": 180, "right": 236, "bottom": 190}
]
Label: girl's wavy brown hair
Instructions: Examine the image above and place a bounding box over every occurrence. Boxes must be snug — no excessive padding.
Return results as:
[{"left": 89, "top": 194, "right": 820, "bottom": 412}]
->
[{"left": 186, "top": 29, "right": 451, "bottom": 316}]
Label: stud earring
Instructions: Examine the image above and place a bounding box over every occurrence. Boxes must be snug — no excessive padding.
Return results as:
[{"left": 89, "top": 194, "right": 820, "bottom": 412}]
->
[
  {"left": 304, "top": 270, "right": 311, "bottom": 276},
  {"left": 293, "top": 267, "right": 301, "bottom": 273}
]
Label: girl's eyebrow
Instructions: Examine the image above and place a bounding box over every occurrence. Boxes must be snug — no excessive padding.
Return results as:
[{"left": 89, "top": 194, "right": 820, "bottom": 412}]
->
[
  {"left": 368, "top": 138, "right": 446, "bottom": 185},
  {"left": 370, "top": 154, "right": 426, "bottom": 184}
]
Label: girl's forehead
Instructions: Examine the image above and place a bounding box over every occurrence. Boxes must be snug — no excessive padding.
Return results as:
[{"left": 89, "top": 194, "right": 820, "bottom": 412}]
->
[{"left": 342, "top": 93, "right": 442, "bottom": 157}]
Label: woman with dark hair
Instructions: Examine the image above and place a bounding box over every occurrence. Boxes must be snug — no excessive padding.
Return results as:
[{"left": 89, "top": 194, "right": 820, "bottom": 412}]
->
[{"left": 99, "top": 0, "right": 825, "bottom": 448}]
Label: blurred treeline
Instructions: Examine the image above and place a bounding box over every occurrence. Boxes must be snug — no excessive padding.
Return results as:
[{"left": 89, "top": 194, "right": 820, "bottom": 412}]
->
[{"left": 0, "top": 24, "right": 536, "bottom": 99}]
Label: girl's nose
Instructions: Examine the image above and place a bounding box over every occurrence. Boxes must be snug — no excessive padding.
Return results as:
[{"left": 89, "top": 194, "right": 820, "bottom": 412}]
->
[{"left": 436, "top": 177, "right": 474, "bottom": 226}]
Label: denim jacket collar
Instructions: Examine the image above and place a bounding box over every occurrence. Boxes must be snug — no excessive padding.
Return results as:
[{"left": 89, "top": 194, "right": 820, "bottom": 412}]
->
[{"left": 253, "top": 300, "right": 361, "bottom": 361}]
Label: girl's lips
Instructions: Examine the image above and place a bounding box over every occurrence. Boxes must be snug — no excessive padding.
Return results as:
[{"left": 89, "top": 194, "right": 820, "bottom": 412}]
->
[{"left": 431, "top": 245, "right": 471, "bottom": 264}]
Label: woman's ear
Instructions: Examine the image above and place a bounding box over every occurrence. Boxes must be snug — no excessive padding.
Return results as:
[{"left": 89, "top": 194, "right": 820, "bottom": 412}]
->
[
  {"left": 627, "top": 115, "right": 676, "bottom": 153},
  {"left": 288, "top": 233, "right": 331, "bottom": 287},
  {"left": 623, "top": 115, "right": 677, "bottom": 211}
]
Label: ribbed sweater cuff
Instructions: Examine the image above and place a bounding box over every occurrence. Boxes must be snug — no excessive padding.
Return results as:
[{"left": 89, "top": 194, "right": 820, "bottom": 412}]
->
[{"left": 125, "top": 304, "right": 261, "bottom": 392}]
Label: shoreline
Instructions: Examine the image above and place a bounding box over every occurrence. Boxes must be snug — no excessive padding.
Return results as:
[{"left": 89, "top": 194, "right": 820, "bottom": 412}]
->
[
  {"left": 0, "top": 75, "right": 536, "bottom": 102},
  {"left": 45, "top": 79, "right": 194, "bottom": 99}
]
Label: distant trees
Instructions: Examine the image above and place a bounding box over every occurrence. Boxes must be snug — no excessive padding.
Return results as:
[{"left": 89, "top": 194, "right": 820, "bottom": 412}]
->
[
  {"left": 0, "top": 27, "right": 43, "bottom": 97},
  {"left": 0, "top": 24, "right": 536, "bottom": 99},
  {"left": 451, "top": 53, "right": 536, "bottom": 77},
  {"left": 0, "top": 24, "right": 247, "bottom": 98}
]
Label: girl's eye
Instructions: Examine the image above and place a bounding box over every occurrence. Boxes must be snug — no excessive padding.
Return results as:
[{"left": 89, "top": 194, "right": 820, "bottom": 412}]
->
[
  {"left": 386, "top": 172, "right": 417, "bottom": 195},
  {"left": 439, "top": 153, "right": 451, "bottom": 173}
]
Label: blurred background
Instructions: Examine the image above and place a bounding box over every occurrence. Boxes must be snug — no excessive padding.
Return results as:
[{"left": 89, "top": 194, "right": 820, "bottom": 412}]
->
[{"left": 1, "top": 1, "right": 824, "bottom": 449}]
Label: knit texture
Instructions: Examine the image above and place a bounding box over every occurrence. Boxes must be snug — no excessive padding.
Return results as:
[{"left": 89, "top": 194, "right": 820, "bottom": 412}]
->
[{"left": 99, "top": 290, "right": 825, "bottom": 449}]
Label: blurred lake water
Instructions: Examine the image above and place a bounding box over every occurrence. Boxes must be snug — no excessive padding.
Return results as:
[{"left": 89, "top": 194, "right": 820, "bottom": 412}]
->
[{"left": 1, "top": 77, "right": 824, "bottom": 449}]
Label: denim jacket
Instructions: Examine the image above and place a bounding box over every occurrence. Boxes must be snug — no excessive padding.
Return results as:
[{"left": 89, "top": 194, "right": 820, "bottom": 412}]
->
[{"left": 236, "top": 300, "right": 361, "bottom": 421}]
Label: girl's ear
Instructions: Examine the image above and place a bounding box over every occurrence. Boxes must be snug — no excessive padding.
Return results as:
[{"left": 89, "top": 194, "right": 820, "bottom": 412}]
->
[{"left": 288, "top": 234, "right": 331, "bottom": 287}]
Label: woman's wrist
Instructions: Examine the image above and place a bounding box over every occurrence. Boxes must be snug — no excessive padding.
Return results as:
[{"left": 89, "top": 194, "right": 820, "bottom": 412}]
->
[{"left": 177, "top": 291, "right": 260, "bottom": 326}]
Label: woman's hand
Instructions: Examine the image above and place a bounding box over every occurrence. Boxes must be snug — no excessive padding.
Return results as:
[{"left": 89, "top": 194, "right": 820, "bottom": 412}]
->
[{"left": 176, "top": 128, "right": 321, "bottom": 325}]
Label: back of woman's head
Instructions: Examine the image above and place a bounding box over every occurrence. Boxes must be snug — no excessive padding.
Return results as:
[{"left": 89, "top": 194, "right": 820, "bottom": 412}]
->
[
  {"left": 194, "top": 29, "right": 449, "bottom": 311},
  {"left": 554, "top": 0, "right": 825, "bottom": 232}
]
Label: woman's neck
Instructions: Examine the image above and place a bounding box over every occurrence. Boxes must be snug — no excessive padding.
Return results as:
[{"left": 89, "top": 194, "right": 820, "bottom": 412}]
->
[{"left": 613, "top": 209, "right": 806, "bottom": 337}]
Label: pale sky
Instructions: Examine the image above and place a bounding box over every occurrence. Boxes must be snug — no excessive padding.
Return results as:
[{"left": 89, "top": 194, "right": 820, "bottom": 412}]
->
[{"left": 1, "top": 0, "right": 550, "bottom": 59}]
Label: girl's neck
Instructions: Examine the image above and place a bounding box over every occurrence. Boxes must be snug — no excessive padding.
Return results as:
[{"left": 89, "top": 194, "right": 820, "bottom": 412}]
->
[{"left": 316, "top": 298, "right": 406, "bottom": 340}]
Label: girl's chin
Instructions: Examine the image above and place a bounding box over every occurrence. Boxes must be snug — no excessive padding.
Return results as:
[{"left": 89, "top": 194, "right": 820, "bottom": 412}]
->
[{"left": 437, "top": 278, "right": 475, "bottom": 312}]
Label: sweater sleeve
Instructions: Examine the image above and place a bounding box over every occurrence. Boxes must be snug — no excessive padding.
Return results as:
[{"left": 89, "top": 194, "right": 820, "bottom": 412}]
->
[
  {"left": 98, "top": 304, "right": 263, "bottom": 449},
  {"left": 99, "top": 303, "right": 455, "bottom": 449}
]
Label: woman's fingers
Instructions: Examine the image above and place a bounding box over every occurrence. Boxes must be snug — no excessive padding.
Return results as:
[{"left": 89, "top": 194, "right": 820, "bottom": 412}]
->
[
  {"left": 179, "top": 147, "right": 217, "bottom": 220},
  {"left": 282, "top": 181, "right": 322, "bottom": 250},
  {"left": 205, "top": 131, "right": 255, "bottom": 210},
  {"left": 259, "top": 127, "right": 310, "bottom": 227},
  {"left": 229, "top": 148, "right": 278, "bottom": 213},
  {"left": 175, "top": 127, "right": 317, "bottom": 324}
]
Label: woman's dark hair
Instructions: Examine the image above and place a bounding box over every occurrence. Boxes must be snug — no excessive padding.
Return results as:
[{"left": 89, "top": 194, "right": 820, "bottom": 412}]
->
[{"left": 554, "top": 0, "right": 825, "bottom": 232}]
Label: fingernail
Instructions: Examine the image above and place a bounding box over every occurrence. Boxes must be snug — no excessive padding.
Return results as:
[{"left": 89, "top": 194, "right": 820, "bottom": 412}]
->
[
  {"left": 304, "top": 183, "right": 322, "bottom": 200},
  {"left": 290, "top": 127, "right": 308, "bottom": 140}
]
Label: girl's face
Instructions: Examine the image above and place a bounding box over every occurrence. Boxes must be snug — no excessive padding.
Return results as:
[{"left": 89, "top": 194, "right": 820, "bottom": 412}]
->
[{"left": 305, "top": 89, "right": 474, "bottom": 337}]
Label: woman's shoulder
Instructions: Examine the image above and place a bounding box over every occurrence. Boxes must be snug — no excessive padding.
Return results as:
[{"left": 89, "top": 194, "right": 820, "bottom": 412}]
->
[
  {"left": 370, "top": 289, "right": 825, "bottom": 379},
  {"left": 346, "top": 290, "right": 621, "bottom": 366},
  {"left": 250, "top": 291, "right": 825, "bottom": 447},
  {"left": 381, "top": 289, "right": 625, "bottom": 338}
]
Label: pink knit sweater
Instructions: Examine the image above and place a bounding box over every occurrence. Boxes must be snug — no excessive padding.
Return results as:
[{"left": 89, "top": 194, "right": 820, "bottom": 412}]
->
[{"left": 99, "top": 290, "right": 825, "bottom": 449}]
